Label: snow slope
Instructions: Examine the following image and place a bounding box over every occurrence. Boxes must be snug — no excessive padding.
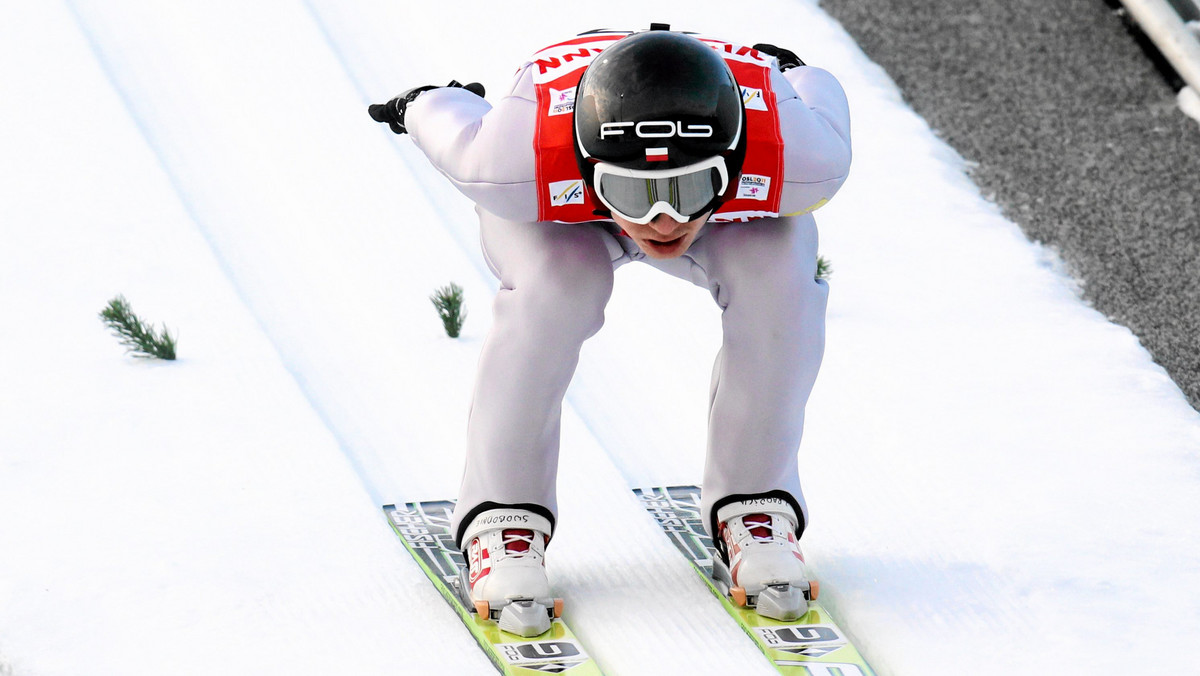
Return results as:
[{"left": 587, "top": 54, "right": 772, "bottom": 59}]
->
[{"left": 3, "top": 1, "right": 1199, "bottom": 674}]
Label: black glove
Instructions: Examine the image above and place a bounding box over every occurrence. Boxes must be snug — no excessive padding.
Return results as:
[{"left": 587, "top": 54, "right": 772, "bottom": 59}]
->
[
  {"left": 368, "top": 80, "right": 486, "bottom": 134},
  {"left": 753, "top": 43, "right": 805, "bottom": 71}
]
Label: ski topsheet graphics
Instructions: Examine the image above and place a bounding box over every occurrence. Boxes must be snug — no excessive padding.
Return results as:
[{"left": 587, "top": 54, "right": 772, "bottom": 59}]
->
[
  {"left": 384, "top": 501, "right": 602, "bottom": 675},
  {"left": 634, "top": 486, "right": 876, "bottom": 676}
]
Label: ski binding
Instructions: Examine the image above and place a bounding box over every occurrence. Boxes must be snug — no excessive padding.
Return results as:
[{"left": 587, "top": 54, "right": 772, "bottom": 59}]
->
[
  {"left": 635, "top": 485, "right": 876, "bottom": 675},
  {"left": 384, "top": 501, "right": 601, "bottom": 675}
]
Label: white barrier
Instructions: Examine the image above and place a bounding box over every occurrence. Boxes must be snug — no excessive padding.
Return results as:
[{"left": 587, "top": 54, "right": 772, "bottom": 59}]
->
[{"left": 1120, "top": 0, "right": 1200, "bottom": 94}]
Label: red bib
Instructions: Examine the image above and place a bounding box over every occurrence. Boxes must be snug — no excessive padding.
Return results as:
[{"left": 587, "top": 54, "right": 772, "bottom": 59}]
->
[{"left": 530, "top": 33, "right": 785, "bottom": 224}]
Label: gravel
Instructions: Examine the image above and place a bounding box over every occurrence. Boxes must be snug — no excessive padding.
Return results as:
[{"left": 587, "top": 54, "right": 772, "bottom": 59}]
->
[{"left": 817, "top": 0, "right": 1200, "bottom": 410}]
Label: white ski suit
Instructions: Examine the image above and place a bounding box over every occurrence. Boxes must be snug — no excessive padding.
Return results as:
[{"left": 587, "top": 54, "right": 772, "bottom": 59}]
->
[{"left": 403, "top": 40, "right": 852, "bottom": 545}]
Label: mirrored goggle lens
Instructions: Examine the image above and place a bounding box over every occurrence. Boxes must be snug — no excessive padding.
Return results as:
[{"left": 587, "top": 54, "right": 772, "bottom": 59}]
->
[{"left": 596, "top": 167, "right": 721, "bottom": 221}]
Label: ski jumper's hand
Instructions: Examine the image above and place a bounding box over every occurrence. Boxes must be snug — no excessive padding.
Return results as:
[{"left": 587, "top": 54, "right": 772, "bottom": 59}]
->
[
  {"left": 368, "top": 80, "right": 486, "bottom": 134},
  {"left": 753, "top": 43, "right": 805, "bottom": 71}
]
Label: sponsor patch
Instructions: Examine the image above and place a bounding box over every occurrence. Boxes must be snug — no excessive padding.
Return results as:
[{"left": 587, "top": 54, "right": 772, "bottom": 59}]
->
[
  {"left": 737, "top": 174, "right": 771, "bottom": 201},
  {"left": 548, "top": 87, "right": 576, "bottom": 116},
  {"left": 499, "top": 640, "right": 587, "bottom": 666},
  {"left": 549, "top": 180, "right": 585, "bottom": 206},
  {"left": 756, "top": 623, "right": 851, "bottom": 662},
  {"left": 741, "top": 86, "right": 768, "bottom": 111}
]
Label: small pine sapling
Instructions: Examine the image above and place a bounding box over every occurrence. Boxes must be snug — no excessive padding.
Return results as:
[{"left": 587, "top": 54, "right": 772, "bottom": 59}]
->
[
  {"left": 816, "top": 255, "right": 833, "bottom": 281},
  {"left": 430, "top": 282, "right": 467, "bottom": 338},
  {"left": 99, "top": 295, "right": 177, "bottom": 360}
]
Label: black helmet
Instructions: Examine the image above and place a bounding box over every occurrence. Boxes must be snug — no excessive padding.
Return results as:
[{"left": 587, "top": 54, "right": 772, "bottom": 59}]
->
[{"left": 573, "top": 30, "right": 747, "bottom": 197}]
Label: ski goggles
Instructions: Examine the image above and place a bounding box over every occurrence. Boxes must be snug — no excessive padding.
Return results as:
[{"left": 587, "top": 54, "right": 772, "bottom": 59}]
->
[{"left": 592, "top": 156, "right": 729, "bottom": 225}]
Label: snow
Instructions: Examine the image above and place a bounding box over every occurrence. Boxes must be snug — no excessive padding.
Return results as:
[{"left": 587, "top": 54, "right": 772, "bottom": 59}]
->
[
  {"left": 1180, "top": 85, "right": 1200, "bottom": 123},
  {"left": 3, "top": 1, "right": 1199, "bottom": 674}
]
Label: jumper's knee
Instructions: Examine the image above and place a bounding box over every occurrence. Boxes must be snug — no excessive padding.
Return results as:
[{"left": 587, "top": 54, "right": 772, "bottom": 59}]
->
[
  {"left": 502, "top": 226, "right": 614, "bottom": 341},
  {"left": 522, "top": 263, "right": 612, "bottom": 339},
  {"left": 704, "top": 215, "right": 822, "bottom": 310}
]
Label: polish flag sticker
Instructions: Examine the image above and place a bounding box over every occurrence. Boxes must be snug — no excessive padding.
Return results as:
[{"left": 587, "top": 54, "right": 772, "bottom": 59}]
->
[{"left": 645, "top": 147, "right": 669, "bottom": 162}]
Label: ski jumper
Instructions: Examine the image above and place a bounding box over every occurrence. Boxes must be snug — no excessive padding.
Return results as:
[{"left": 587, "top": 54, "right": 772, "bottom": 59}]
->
[{"left": 404, "top": 33, "right": 852, "bottom": 545}]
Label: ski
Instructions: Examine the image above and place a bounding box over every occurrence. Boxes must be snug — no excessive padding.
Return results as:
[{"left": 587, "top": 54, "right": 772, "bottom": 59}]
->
[
  {"left": 634, "top": 486, "right": 876, "bottom": 676},
  {"left": 384, "top": 501, "right": 603, "bottom": 675}
]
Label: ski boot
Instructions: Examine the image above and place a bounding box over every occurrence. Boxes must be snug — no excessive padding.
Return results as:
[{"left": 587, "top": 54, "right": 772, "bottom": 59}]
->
[
  {"left": 458, "top": 508, "right": 562, "bottom": 637},
  {"left": 713, "top": 497, "right": 818, "bottom": 621}
]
